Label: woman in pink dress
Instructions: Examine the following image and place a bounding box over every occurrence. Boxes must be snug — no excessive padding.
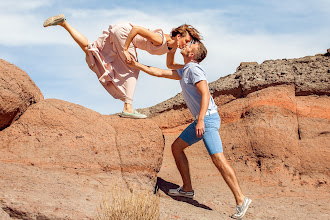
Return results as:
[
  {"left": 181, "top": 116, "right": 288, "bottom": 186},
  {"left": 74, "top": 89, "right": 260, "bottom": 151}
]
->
[{"left": 43, "top": 14, "right": 202, "bottom": 118}]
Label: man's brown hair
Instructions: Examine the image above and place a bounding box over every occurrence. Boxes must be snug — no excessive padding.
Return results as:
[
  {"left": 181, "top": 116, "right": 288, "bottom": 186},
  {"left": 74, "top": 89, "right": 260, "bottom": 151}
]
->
[
  {"left": 194, "top": 42, "right": 207, "bottom": 63},
  {"left": 171, "top": 24, "right": 202, "bottom": 43}
]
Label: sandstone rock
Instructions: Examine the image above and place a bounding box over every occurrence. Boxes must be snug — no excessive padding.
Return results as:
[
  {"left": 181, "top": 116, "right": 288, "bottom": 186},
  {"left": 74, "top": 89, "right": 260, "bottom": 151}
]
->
[
  {"left": 293, "top": 55, "right": 330, "bottom": 95},
  {"left": 296, "top": 95, "right": 330, "bottom": 177},
  {"left": 139, "top": 93, "right": 186, "bottom": 118},
  {"left": 218, "top": 85, "right": 303, "bottom": 184},
  {"left": 209, "top": 73, "right": 242, "bottom": 98},
  {"left": 0, "top": 59, "right": 43, "bottom": 130},
  {"left": 326, "top": 48, "right": 330, "bottom": 55},
  {"left": 236, "top": 62, "right": 259, "bottom": 71},
  {"left": 0, "top": 99, "right": 164, "bottom": 219},
  {"left": 239, "top": 59, "right": 296, "bottom": 96},
  {"left": 0, "top": 208, "right": 11, "bottom": 220}
]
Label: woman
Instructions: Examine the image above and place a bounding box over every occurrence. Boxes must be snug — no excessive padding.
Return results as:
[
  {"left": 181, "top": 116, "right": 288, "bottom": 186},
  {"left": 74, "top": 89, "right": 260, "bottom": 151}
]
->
[{"left": 43, "top": 14, "right": 202, "bottom": 118}]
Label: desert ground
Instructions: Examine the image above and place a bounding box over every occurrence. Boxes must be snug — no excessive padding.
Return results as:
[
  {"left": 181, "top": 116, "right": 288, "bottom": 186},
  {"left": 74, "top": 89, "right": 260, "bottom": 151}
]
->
[{"left": 157, "top": 133, "right": 329, "bottom": 220}]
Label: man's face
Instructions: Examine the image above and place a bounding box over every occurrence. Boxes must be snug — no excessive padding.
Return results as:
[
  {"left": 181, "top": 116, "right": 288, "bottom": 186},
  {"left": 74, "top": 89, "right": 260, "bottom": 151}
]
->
[
  {"left": 177, "top": 34, "right": 192, "bottom": 49},
  {"left": 180, "top": 43, "right": 198, "bottom": 58}
]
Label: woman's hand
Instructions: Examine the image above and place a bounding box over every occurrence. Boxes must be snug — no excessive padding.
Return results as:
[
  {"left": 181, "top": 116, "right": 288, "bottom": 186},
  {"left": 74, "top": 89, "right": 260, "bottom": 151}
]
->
[
  {"left": 123, "top": 49, "right": 133, "bottom": 64},
  {"left": 195, "top": 119, "right": 205, "bottom": 138}
]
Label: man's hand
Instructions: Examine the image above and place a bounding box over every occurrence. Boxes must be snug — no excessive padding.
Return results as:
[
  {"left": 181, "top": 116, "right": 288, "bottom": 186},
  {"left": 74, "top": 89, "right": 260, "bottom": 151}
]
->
[{"left": 195, "top": 119, "right": 205, "bottom": 138}]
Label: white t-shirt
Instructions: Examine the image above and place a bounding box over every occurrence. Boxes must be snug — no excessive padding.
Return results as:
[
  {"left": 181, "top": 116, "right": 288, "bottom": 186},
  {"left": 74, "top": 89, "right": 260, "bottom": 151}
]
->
[{"left": 177, "top": 62, "right": 217, "bottom": 117}]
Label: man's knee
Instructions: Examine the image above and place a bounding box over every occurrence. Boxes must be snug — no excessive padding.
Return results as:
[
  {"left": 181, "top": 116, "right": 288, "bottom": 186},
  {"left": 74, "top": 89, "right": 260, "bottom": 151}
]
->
[
  {"left": 171, "top": 141, "right": 181, "bottom": 154},
  {"left": 171, "top": 137, "right": 188, "bottom": 154},
  {"left": 211, "top": 152, "right": 228, "bottom": 167}
]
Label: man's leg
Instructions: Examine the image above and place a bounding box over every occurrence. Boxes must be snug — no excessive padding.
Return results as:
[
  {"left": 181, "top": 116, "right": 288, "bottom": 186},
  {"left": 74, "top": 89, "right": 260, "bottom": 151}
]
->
[
  {"left": 171, "top": 137, "right": 192, "bottom": 192},
  {"left": 210, "top": 152, "right": 245, "bottom": 205}
]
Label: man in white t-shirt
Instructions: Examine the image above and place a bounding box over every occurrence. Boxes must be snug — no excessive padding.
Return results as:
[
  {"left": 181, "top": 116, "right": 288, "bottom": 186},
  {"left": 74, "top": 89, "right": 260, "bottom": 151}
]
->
[{"left": 130, "top": 42, "right": 251, "bottom": 219}]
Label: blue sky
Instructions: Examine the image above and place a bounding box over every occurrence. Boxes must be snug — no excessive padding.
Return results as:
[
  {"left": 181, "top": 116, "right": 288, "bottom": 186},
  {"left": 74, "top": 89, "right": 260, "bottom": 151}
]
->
[{"left": 1, "top": 0, "right": 329, "bottom": 114}]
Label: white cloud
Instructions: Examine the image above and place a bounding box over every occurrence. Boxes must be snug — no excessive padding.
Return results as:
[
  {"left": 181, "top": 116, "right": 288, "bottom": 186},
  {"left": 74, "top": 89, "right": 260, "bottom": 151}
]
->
[{"left": 0, "top": 0, "right": 52, "bottom": 12}]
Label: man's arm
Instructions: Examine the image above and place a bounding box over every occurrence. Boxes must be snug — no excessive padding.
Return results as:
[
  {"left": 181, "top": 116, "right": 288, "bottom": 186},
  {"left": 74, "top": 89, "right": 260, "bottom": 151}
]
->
[
  {"left": 132, "top": 59, "right": 181, "bottom": 80},
  {"left": 166, "top": 49, "right": 185, "bottom": 70},
  {"left": 195, "top": 80, "right": 210, "bottom": 138}
]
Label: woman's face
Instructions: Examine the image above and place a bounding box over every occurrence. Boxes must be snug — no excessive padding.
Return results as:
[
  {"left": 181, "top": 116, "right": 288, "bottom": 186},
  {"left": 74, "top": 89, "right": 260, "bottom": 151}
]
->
[{"left": 177, "top": 34, "right": 192, "bottom": 49}]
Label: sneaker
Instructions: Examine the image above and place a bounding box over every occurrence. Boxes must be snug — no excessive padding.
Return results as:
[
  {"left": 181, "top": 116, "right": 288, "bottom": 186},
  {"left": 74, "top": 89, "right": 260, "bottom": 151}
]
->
[
  {"left": 119, "top": 110, "right": 147, "bottom": 119},
  {"left": 43, "top": 14, "right": 66, "bottom": 27},
  {"left": 168, "top": 187, "right": 194, "bottom": 199},
  {"left": 231, "top": 197, "right": 252, "bottom": 219}
]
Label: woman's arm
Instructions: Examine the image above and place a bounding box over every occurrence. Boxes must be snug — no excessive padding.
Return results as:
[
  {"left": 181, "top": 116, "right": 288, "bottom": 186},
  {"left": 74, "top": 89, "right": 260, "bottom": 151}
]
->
[
  {"left": 123, "top": 25, "right": 164, "bottom": 63},
  {"left": 124, "top": 25, "right": 163, "bottom": 50},
  {"left": 166, "top": 49, "right": 185, "bottom": 70}
]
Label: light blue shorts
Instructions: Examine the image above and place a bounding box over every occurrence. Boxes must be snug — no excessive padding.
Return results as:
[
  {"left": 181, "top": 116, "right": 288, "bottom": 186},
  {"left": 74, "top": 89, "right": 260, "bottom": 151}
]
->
[{"left": 179, "top": 113, "right": 223, "bottom": 155}]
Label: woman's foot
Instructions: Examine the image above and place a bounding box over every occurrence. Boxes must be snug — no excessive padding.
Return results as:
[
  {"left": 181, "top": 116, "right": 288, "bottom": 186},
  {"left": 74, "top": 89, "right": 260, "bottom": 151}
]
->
[
  {"left": 120, "top": 103, "right": 146, "bottom": 119},
  {"left": 43, "top": 14, "right": 66, "bottom": 27}
]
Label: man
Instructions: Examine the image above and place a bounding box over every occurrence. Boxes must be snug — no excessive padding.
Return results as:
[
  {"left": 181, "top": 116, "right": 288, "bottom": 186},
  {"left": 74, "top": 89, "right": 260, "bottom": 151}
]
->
[{"left": 130, "top": 42, "right": 251, "bottom": 219}]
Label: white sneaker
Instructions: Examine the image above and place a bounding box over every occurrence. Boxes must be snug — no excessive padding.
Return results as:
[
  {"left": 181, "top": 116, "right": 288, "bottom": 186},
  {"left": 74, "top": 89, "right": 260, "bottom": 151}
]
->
[
  {"left": 119, "top": 110, "right": 147, "bottom": 119},
  {"left": 168, "top": 187, "right": 194, "bottom": 199},
  {"left": 231, "top": 197, "right": 252, "bottom": 219}
]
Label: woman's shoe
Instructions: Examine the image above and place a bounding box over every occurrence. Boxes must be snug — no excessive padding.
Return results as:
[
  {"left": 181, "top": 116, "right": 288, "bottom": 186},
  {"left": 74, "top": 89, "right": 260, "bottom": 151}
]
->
[
  {"left": 119, "top": 110, "right": 147, "bottom": 119},
  {"left": 43, "top": 14, "right": 66, "bottom": 27}
]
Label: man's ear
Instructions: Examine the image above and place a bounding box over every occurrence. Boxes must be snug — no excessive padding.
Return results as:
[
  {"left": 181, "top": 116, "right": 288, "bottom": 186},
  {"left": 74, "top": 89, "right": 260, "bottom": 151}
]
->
[{"left": 188, "top": 52, "right": 195, "bottom": 59}]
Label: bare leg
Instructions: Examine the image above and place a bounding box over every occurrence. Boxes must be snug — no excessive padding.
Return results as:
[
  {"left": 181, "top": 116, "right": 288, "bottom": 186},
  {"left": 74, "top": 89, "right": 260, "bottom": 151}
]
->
[
  {"left": 123, "top": 103, "right": 134, "bottom": 114},
  {"left": 171, "top": 137, "right": 193, "bottom": 192},
  {"left": 211, "top": 152, "right": 245, "bottom": 205},
  {"left": 58, "top": 21, "right": 89, "bottom": 54}
]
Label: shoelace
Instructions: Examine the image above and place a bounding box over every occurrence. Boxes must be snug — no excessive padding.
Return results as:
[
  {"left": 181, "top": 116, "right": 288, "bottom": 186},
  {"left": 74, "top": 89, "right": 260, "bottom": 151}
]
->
[{"left": 235, "top": 205, "right": 242, "bottom": 214}]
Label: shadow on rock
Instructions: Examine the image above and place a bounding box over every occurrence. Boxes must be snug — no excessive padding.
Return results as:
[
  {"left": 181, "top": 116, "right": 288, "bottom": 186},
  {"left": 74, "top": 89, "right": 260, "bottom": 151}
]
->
[{"left": 155, "top": 177, "right": 212, "bottom": 210}]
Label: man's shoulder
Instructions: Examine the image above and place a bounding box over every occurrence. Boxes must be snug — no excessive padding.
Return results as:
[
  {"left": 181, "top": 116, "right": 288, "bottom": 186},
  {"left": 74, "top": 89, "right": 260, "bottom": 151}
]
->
[
  {"left": 185, "top": 62, "right": 205, "bottom": 75},
  {"left": 185, "top": 62, "right": 201, "bottom": 67},
  {"left": 185, "top": 62, "right": 203, "bottom": 70}
]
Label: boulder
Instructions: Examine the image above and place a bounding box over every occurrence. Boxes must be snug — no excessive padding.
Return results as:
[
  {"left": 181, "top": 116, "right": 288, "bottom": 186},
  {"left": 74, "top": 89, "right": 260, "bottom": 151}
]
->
[
  {"left": 218, "top": 85, "right": 301, "bottom": 185},
  {"left": 0, "top": 59, "right": 43, "bottom": 130},
  {"left": 296, "top": 95, "right": 330, "bottom": 177},
  {"left": 0, "top": 99, "right": 164, "bottom": 219}
]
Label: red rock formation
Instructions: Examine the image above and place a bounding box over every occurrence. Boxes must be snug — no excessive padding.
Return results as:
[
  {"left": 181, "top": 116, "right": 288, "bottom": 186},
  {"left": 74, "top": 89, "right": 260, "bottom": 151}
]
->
[
  {"left": 0, "top": 208, "right": 10, "bottom": 220},
  {"left": 0, "top": 59, "right": 43, "bottom": 130},
  {"left": 0, "top": 98, "right": 164, "bottom": 218}
]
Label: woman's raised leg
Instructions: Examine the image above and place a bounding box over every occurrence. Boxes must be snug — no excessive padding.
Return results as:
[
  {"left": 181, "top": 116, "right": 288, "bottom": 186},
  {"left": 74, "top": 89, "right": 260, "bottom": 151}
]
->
[
  {"left": 59, "top": 21, "right": 89, "bottom": 53},
  {"left": 44, "top": 14, "right": 88, "bottom": 53}
]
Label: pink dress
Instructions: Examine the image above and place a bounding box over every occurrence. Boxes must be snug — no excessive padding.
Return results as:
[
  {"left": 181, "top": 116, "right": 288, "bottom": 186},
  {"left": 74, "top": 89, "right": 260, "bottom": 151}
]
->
[{"left": 86, "top": 23, "right": 169, "bottom": 104}]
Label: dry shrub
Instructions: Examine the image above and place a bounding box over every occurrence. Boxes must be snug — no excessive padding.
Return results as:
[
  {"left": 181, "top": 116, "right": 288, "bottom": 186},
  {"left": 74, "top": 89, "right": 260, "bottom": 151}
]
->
[{"left": 97, "top": 186, "right": 160, "bottom": 220}]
